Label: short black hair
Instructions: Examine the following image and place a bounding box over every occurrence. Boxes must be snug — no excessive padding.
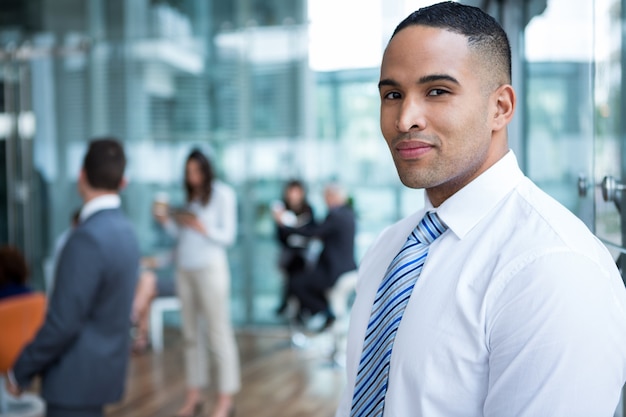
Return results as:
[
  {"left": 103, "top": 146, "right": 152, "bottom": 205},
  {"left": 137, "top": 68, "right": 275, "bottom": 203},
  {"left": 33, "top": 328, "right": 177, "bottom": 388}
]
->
[
  {"left": 391, "top": 1, "right": 511, "bottom": 85},
  {"left": 82, "top": 137, "right": 126, "bottom": 190}
]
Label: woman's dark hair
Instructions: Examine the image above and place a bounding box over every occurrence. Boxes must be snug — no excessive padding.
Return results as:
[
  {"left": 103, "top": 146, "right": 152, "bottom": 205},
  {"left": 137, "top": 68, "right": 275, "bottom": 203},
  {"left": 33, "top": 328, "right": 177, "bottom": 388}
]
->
[
  {"left": 282, "top": 179, "right": 311, "bottom": 216},
  {"left": 185, "top": 148, "right": 215, "bottom": 205},
  {"left": 0, "top": 245, "right": 29, "bottom": 288}
]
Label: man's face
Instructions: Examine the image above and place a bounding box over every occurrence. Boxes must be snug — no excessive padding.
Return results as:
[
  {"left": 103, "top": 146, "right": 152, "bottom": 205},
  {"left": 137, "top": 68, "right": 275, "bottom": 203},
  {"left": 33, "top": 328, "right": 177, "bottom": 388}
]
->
[{"left": 379, "top": 25, "right": 504, "bottom": 206}]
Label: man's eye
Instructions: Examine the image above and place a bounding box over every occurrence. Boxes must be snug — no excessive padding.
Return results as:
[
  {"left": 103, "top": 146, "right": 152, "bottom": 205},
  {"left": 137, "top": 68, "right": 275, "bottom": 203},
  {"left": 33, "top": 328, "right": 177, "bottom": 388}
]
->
[
  {"left": 383, "top": 91, "right": 401, "bottom": 100},
  {"left": 428, "top": 89, "right": 448, "bottom": 96}
]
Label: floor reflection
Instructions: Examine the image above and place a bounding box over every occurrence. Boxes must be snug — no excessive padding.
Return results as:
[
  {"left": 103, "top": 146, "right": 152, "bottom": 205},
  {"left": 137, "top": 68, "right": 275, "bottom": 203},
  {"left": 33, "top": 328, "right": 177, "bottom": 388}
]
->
[{"left": 106, "top": 327, "right": 345, "bottom": 417}]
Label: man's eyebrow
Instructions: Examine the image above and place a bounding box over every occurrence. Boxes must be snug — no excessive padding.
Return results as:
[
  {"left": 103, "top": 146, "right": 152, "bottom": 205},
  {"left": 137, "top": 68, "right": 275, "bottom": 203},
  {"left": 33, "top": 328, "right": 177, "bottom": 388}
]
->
[
  {"left": 378, "top": 74, "right": 460, "bottom": 90},
  {"left": 419, "top": 74, "right": 460, "bottom": 85},
  {"left": 378, "top": 79, "right": 399, "bottom": 90}
]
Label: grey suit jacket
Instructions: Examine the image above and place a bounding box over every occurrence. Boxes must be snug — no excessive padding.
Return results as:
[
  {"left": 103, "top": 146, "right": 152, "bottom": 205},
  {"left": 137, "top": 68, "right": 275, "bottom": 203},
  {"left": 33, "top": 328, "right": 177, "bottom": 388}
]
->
[{"left": 14, "top": 207, "right": 140, "bottom": 407}]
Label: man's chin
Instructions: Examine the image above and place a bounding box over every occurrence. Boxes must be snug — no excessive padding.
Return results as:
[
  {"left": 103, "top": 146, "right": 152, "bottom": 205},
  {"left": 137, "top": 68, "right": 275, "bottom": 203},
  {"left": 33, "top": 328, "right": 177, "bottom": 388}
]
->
[
  {"left": 399, "top": 181, "right": 428, "bottom": 190},
  {"left": 397, "top": 171, "right": 430, "bottom": 190}
]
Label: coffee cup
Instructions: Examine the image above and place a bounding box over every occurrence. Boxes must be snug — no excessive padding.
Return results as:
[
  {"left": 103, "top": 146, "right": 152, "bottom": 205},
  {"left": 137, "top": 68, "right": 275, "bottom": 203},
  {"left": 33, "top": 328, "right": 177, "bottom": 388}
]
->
[{"left": 153, "top": 192, "right": 169, "bottom": 217}]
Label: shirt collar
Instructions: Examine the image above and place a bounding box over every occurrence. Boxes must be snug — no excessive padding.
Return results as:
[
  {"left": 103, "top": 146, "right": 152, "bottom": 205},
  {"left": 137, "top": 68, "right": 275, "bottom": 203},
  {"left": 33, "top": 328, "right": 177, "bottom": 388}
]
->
[
  {"left": 79, "top": 194, "right": 121, "bottom": 222},
  {"left": 427, "top": 150, "right": 524, "bottom": 239}
]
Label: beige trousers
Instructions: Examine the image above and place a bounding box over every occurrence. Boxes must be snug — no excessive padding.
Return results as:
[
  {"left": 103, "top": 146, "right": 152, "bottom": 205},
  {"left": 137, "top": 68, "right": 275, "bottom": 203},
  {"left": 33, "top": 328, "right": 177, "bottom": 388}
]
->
[{"left": 176, "top": 254, "right": 241, "bottom": 394}]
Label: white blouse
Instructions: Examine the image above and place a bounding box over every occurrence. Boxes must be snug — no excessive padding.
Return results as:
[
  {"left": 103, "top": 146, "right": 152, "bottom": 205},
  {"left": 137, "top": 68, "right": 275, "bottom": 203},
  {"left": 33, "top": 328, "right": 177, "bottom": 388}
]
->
[{"left": 165, "top": 180, "right": 237, "bottom": 270}]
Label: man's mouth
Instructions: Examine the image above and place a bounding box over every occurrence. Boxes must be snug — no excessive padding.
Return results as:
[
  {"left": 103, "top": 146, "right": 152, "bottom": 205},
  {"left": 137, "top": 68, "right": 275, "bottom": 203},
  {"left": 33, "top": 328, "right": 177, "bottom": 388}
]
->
[{"left": 396, "top": 141, "right": 433, "bottom": 159}]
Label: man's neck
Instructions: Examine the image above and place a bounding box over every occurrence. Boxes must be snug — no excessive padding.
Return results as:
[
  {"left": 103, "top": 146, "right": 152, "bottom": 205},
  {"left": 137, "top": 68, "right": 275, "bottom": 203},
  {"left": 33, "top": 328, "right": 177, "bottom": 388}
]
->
[{"left": 83, "top": 189, "right": 118, "bottom": 204}]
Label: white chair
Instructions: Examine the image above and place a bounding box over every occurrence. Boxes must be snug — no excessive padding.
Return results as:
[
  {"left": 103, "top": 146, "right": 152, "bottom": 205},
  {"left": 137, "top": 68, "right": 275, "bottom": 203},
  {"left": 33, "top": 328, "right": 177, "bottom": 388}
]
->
[
  {"left": 149, "top": 296, "right": 181, "bottom": 353},
  {"left": 327, "top": 269, "right": 358, "bottom": 366},
  {"left": 0, "top": 384, "right": 45, "bottom": 417},
  {"left": 328, "top": 270, "right": 358, "bottom": 320}
]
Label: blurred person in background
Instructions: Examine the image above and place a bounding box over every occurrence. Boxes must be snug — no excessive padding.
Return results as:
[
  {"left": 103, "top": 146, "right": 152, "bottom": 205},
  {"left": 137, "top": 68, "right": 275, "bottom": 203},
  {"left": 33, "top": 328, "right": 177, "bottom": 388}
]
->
[
  {"left": 7, "top": 138, "right": 140, "bottom": 417},
  {"left": 130, "top": 252, "right": 176, "bottom": 354},
  {"left": 272, "top": 179, "right": 316, "bottom": 316},
  {"left": 48, "top": 209, "right": 173, "bottom": 355},
  {"left": 0, "top": 245, "right": 32, "bottom": 300},
  {"left": 275, "top": 182, "right": 357, "bottom": 332},
  {"left": 129, "top": 265, "right": 159, "bottom": 354},
  {"left": 154, "top": 148, "right": 239, "bottom": 417}
]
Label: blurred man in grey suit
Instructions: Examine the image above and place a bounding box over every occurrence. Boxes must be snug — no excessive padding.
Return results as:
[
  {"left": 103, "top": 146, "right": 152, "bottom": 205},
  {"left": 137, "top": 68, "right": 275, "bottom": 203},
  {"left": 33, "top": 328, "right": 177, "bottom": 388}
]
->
[{"left": 7, "top": 138, "right": 140, "bottom": 417}]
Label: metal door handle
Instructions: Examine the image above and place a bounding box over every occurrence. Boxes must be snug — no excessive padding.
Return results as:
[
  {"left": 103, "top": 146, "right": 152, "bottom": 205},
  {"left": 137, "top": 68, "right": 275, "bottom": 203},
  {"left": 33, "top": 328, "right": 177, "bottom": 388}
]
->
[
  {"left": 601, "top": 175, "right": 626, "bottom": 203},
  {"left": 577, "top": 173, "right": 626, "bottom": 204},
  {"left": 578, "top": 173, "right": 589, "bottom": 197}
]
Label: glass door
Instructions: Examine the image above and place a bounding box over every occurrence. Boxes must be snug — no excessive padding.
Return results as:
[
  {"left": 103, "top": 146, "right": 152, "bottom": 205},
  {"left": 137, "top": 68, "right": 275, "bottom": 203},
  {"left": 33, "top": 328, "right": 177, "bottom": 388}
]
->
[
  {"left": 0, "top": 37, "right": 89, "bottom": 290},
  {"left": 593, "top": 2, "right": 626, "bottom": 415},
  {"left": 523, "top": 0, "right": 595, "bottom": 225},
  {"left": 0, "top": 45, "right": 42, "bottom": 286},
  {"left": 524, "top": 0, "right": 626, "bottom": 415},
  {"left": 593, "top": 0, "right": 625, "bottom": 271}
]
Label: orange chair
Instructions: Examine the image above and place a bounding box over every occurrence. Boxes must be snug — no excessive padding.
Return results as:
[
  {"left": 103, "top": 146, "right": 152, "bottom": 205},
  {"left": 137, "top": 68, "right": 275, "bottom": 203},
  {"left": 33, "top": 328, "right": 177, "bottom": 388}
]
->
[
  {"left": 0, "top": 292, "right": 47, "bottom": 373},
  {"left": 0, "top": 292, "right": 47, "bottom": 415}
]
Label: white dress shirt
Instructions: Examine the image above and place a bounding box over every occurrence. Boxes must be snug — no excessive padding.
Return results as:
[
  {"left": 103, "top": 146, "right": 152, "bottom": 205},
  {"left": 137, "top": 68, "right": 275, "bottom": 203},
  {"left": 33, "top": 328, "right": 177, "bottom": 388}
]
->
[
  {"left": 79, "top": 194, "right": 121, "bottom": 222},
  {"left": 337, "top": 151, "right": 626, "bottom": 417},
  {"left": 165, "top": 180, "right": 237, "bottom": 270}
]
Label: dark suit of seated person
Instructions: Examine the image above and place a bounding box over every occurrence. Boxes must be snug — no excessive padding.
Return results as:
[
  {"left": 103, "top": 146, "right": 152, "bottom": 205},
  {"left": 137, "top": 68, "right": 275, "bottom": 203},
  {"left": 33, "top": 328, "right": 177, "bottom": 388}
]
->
[
  {"left": 275, "top": 182, "right": 357, "bottom": 332},
  {"left": 0, "top": 245, "right": 32, "bottom": 301}
]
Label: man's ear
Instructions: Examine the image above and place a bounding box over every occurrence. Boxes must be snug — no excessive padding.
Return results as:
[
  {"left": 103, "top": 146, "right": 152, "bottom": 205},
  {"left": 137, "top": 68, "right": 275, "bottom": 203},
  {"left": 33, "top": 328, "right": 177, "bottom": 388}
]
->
[
  {"left": 492, "top": 84, "right": 516, "bottom": 132},
  {"left": 78, "top": 168, "right": 87, "bottom": 185},
  {"left": 119, "top": 177, "right": 128, "bottom": 191}
]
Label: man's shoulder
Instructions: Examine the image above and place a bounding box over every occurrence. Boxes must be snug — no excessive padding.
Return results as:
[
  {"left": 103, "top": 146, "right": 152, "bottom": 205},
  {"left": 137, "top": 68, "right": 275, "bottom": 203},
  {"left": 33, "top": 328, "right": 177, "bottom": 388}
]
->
[
  {"left": 74, "top": 209, "right": 136, "bottom": 245},
  {"left": 489, "top": 180, "right": 613, "bottom": 272},
  {"left": 514, "top": 179, "right": 597, "bottom": 245},
  {"left": 67, "top": 212, "right": 139, "bottom": 269},
  {"left": 78, "top": 209, "right": 117, "bottom": 232},
  {"left": 330, "top": 204, "right": 356, "bottom": 219}
]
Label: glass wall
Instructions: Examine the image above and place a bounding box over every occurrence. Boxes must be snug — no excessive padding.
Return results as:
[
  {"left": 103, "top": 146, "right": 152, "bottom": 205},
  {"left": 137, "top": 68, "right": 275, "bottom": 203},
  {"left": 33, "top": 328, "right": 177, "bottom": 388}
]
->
[
  {"left": 523, "top": 1, "right": 626, "bottom": 411},
  {"left": 0, "top": 0, "right": 432, "bottom": 327},
  {"left": 11, "top": 0, "right": 626, "bottom": 331},
  {"left": 522, "top": 0, "right": 626, "bottom": 259},
  {"left": 523, "top": 0, "right": 595, "bottom": 222},
  {"left": 592, "top": 0, "right": 625, "bottom": 255}
]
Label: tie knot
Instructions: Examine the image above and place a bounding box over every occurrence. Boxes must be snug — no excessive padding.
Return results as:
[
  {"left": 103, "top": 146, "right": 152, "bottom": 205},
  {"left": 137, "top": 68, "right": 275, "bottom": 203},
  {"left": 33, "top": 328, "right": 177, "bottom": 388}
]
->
[{"left": 411, "top": 211, "right": 447, "bottom": 245}]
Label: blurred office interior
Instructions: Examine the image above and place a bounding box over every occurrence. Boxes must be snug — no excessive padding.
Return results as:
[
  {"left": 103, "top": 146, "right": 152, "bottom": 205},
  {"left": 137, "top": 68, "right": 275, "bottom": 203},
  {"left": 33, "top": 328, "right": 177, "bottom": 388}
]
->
[{"left": 0, "top": 0, "right": 625, "bottom": 331}]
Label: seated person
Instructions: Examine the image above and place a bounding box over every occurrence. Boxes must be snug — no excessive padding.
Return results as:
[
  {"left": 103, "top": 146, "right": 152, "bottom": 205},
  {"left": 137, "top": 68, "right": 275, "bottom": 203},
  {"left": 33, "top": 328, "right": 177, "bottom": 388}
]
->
[
  {"left": 275, "top": 183, "right": 357, "bottom": 332},
  {"left": 0, "top": 245, "right": 32, "bottom": 300},
  {"left": 130, "top": 253, "right": 176, "bottom": 354}
]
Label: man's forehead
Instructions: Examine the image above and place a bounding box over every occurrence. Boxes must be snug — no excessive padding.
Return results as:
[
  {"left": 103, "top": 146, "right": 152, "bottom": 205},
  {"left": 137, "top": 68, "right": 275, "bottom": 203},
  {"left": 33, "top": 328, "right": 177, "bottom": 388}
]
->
[
  {"left": 381, "top": 27, "right": 472, "bottom": 76},
  {"left": 388, "top": 25, "right": 467, "bottom": 46}
]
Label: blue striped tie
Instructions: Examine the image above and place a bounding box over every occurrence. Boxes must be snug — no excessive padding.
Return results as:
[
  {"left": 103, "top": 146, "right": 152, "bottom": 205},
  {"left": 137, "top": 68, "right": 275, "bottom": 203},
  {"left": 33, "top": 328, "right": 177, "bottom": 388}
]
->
[{"left": 350, "top": 211, "right": 448, "bottom": 417}]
